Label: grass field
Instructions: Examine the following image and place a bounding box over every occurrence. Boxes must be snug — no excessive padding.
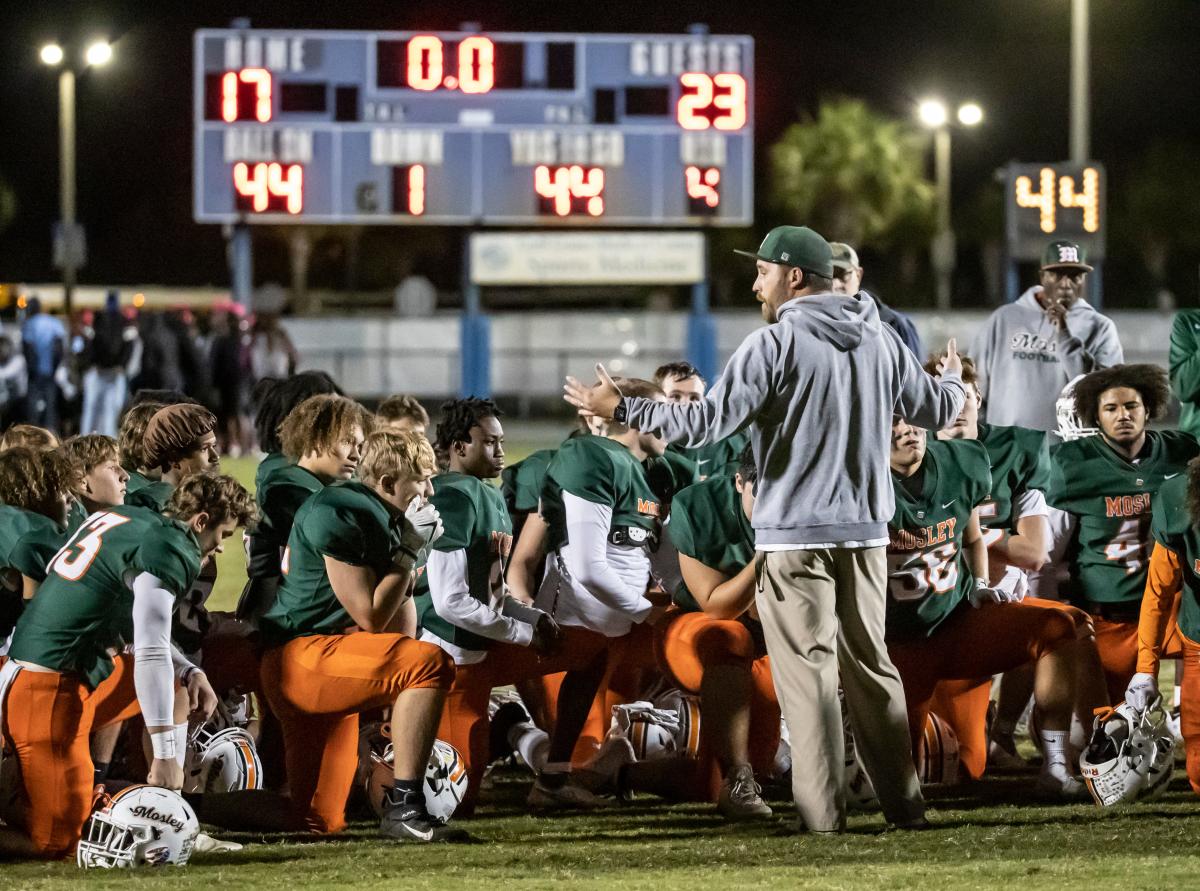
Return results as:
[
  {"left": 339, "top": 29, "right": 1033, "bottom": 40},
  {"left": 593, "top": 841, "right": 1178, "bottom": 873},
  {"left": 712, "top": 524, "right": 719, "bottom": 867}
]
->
[
  {"left": 5, "top": 768, "right": 1200, "bottom": 889},
  {"left": 7, "top": 446, "right": 1198, "bottom": 888}
]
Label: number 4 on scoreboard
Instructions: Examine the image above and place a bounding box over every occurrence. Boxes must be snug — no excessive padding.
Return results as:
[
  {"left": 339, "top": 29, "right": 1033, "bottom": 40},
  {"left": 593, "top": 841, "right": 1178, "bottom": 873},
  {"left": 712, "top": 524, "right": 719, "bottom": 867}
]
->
[{"left": 233, "top": 162, "right": 304, "bottom": 214}]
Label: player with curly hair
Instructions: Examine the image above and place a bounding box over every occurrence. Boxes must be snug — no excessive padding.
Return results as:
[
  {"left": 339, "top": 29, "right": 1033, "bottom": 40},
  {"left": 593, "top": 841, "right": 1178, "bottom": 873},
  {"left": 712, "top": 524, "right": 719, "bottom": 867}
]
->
[
  {"left": 1, "top": 472, "right": 254, "bottom": 859},
  {"left": 250, "top": 371, "right": 342, "bottom": 490},
  {"left": 1049, "top": 364, "right": 1200, "bottom": 703},
  {"left": 0, "top": 424, "right": 59, "bottom": 453}
]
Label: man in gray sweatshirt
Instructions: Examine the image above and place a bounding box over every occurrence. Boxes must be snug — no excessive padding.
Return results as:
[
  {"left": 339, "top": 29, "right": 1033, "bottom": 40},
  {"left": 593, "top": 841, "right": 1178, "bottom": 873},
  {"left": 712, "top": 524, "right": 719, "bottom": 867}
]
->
[
  {"left": 969, "top": 241, "right": 1123, "bottom": 432},
  {"left": 565, "top": 226, "right": 966, "bottom": 833}
]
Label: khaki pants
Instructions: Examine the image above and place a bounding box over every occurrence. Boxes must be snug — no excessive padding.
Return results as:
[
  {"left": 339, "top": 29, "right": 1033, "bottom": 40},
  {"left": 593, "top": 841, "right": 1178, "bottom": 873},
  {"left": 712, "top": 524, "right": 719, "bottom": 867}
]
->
[{"left": 755, "top": 547, "right": 923, "bottom": 831}]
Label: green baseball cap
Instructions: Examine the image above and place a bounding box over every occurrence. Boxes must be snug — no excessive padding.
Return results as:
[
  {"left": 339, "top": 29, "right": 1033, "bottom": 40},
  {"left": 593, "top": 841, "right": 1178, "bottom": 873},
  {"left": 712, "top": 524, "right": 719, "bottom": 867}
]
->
[
  {"left": 1041, "top": 240, "right": 1093, "bottom": 272},
  {"left": 735, "top": 226, "right": 834, "bottom": 278}
]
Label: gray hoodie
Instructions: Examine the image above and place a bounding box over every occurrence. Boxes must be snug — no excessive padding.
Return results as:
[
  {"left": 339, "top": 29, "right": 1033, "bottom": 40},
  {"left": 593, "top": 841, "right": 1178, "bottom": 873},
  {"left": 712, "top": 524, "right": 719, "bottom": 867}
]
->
[
  {"left": 625, "top": 292, "right": 965, "bottom": 547},
  {"left": 969, "top": 286, "right": 1123, "bottom": 432}
]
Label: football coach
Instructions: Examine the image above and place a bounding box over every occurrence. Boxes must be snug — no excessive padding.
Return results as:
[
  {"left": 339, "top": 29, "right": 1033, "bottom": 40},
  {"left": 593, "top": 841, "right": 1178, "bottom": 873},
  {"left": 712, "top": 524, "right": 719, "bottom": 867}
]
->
[{"left": 565, "top": 226, "right": 966, "bottom": 833}]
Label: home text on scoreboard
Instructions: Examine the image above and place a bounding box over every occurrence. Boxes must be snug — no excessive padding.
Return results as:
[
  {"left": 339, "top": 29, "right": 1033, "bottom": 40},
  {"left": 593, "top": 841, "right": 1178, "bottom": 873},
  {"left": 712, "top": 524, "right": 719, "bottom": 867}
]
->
[{"left": 193, "top": 29, "right": 754, "bottom": 226}]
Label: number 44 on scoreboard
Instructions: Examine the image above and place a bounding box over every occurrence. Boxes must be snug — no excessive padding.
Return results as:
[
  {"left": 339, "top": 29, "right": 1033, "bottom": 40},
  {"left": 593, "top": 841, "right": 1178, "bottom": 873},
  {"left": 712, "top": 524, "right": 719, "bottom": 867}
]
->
[{"left": 1004, "top": 161, "right": 1106, "bottom": 263}]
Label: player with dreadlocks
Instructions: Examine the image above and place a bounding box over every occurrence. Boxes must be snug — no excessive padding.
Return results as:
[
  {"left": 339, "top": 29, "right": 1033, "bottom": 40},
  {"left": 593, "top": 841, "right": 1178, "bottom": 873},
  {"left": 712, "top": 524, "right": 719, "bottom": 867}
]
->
[{"left": 1049, "top": 364, "right": 1199, "bottom": 703}]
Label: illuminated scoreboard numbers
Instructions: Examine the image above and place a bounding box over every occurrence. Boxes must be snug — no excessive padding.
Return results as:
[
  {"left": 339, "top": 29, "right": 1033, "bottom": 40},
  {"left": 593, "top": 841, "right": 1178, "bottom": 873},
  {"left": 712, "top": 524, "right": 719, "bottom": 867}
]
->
[
  {"left": 1013, "top": 166, "right": 1101, "bottom": 235},
  {"left": 234, "top": 162, "right": 303, "bottom": 214},
  {"left": 685, "top": 166, "right": 721, "bottom": 215},
  {"left": 221, "top": 68, "right": 273, "bottom": 122},
  {"left": 535, "top": 165, "right": 605, "bottom": 217},
  {"left": 677, "top": 72, "right": 747, "bottom": 131},
  {"left": 1005, "top": 162, "right": 1105, "bottom": 262},
  {"left": 390, "top": 164, "right": 427, "bottom": 216}
]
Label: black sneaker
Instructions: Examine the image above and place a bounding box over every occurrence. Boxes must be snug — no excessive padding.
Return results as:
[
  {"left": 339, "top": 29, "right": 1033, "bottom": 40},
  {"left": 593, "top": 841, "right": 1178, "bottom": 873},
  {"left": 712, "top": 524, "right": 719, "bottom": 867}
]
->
[{"left": 379, "top": 790, "right": 470, "bottom": 843}]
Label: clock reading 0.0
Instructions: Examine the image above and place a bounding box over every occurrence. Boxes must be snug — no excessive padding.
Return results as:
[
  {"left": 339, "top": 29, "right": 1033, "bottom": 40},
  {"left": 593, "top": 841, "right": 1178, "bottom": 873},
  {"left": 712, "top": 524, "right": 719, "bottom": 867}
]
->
[
  {"left": 1015, "top": 166, "right": 1100, "bottom": 234},
  {"left": 234, "top": 162, "right": 303, "bottom": 214},
  {"left": 535, "top": 166, "right": 604, "bottom": 217},
  {"left": 392, "top": 35, "right": 496, "bottom": 93}
]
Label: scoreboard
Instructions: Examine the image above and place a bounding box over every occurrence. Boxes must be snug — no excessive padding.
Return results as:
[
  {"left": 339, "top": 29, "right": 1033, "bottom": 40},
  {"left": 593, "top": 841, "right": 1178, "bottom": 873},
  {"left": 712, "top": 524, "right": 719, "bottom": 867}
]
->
[
  {"left": 193, "top": 29, "right": 754, "bottom": 226},
  {"left": 1004, "top": 162, "right": 1106, "bottom": 262}
]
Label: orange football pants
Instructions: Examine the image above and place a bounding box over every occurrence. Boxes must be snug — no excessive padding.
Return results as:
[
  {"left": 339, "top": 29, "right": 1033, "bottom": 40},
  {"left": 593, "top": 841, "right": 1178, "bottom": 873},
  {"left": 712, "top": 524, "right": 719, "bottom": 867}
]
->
[
  {"left": 928, "top": 598, "right": 1095, "bottom": 779},
  {"left": 260, "top": 632, "right": 454, "bottom": 833},
  {"left": 437, "top": 625, "right": 609, "bottom": 813},
  {"left": 1, "top": 654, "right": 141, "bottom": 859},
  {"left": 655, "top": 610, "right": 780, "bottom": 800},
  {"left": 1093, "top": 612, "right": 1183, "bottom": 706},
  {"left": 539, "top": 621, "right": 659, "bottom": 763},
  {"left": 888, "top": 600, "right": 1076, "bottom": 761},
  {"left": 1177, "top": 637, "right": 1200, "bottom": 795}
]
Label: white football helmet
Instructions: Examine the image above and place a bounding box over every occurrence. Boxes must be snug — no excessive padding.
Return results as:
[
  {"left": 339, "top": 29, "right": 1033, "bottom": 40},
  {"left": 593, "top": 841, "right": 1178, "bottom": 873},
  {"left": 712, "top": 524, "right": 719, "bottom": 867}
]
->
[
  {"left": 184, "top": 726, "right": 263, "bottom": 794},
  {"left": 609, "top": 701, "right": 681, "bottom": 761},
  {"left": 1079, "top": 702, "right": 1169, "bottom": 806},
  {"left": 78, "top": 785, "right": 199, "bottom": 869},
  {"left": 654, "top": 688, "right": 703, "bottom": 758},
  {"left": 916, "top": 712, "right": 960, "bottom": 786},
  {"left": 363, "top": 738, "right": 469, "bottom": 822},
  {"left": 1056, "top": 375, "right": 1099, "bottom": 441}
]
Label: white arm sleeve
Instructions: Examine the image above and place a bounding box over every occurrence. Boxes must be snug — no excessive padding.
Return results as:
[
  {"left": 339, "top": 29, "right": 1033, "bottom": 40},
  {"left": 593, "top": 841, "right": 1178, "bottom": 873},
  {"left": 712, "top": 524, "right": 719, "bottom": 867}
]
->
[
  {"left": 426, "top": 548, "right": 534, "bottom": 647},
  {"left": 131, "top": 571, "right": 178, "bottom": 728},
  {"left": 561, "top": 492, "right": 652, "bottom": 621},
  {"left": 1014, "top": 487, "right": 1049, "bottom": 520}
]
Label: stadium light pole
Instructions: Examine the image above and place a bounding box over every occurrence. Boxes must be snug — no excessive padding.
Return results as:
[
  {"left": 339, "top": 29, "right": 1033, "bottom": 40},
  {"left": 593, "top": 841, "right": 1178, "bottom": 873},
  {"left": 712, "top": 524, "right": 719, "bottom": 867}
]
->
[
  {"left": 40, "top": 39, "right": 113, "bottom": 318},
  {"left": 919, "top": 99, "right": 983, "bottom": 310},
  {"left": 1070, "top": 0, "right": 1089, "bottom": 163}
]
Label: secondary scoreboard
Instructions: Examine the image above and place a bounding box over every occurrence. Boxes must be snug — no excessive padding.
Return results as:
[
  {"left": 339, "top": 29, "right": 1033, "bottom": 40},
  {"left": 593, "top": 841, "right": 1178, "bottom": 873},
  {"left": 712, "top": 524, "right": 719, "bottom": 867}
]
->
[
  {"left": 1004, "top": 162, "right": 1106, "bottom": 262},
  {"left": 193, "top": 29, "right": 754, "bottom": 226}
]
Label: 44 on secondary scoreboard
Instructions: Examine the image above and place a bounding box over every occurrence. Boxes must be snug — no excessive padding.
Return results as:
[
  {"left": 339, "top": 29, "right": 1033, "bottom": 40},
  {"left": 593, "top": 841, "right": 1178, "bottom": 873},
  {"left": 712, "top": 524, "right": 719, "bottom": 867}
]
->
[{"left": 193, "top": 29, "right": 754, "bottom": 226}]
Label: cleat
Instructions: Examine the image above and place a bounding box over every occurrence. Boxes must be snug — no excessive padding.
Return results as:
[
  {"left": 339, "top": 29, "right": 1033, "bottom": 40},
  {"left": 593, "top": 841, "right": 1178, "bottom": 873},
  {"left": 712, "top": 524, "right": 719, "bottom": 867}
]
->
[
  {"left": 380, "top": 790, "right": 470, "bottom": 842},
  {"left": 1036, "top": 764, "right": 1089, "bottom": 800},
  {"left": 718, "top": 764, "right": 773, "bottom": 821},
  {"left": 527, "top": 774, "right": 604, "bottom": 811}
]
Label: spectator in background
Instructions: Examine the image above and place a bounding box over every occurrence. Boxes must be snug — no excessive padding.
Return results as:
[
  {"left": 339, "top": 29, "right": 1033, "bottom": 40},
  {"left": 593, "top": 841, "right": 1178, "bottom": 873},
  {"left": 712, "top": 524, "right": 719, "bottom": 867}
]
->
[
  {"left": 208, "top": 306, "right": 252, "bottom": 456},
  {"left": 829, "top": 243, "right": 924, "bottom": 358},
  {"left": 0, "top": 334, "right": 27, "bottom": 429},
  {"left": 969, "top": 240, "right": 1123, "bottom": 433},
  {"left": 80, "top": 290, "right": 136, "bottom": 437},
  {"left": 376, "top": 393, "right": 430, "bottom": 436},
  {"left": 20, "top": 297, "right": 65, "bottom": 432},
  {"left": 250, "top": 313, "right": 297, "bottom": 381},
  {"left": 1169, "top": 304, "right": 1200, "bottom": 439}
]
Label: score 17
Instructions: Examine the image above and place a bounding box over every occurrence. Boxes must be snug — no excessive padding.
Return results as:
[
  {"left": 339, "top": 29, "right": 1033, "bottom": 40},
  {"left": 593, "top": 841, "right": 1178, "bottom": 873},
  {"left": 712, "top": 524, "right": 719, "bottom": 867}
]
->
[{"left": 1015, "top": 166, "right": 1100, "bottom": 234}]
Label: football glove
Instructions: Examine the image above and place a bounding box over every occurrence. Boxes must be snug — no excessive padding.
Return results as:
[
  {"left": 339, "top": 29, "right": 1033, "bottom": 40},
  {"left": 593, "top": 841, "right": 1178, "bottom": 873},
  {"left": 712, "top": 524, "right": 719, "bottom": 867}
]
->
[
  {"left": 395, "top": 499, "right": 444, "bottom": 571},
  {"left": 994, "top": 565, "right": 1029, "bottom": 603},
  {"left": 1124, "top": 672, "right": 1161, "bottom": 712},
  {"left": 968, "top": 578, "right": 1008, "bottom": 608}
]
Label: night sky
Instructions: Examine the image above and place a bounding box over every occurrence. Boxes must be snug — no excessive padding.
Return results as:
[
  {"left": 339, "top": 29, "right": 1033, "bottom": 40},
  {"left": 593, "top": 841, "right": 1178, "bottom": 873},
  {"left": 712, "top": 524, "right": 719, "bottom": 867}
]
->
[{"left": 1, "top": 0, "right": 1198, "bottom": 307}]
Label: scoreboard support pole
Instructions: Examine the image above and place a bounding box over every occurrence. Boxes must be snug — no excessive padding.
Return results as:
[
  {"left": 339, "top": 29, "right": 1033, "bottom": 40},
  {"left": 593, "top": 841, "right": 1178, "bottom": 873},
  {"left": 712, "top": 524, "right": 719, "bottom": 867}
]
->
[
  {"left": 460, "top": 235, "right": 491, "bottom": 398},
  {"left": 686, "top": 234, "right": 718, "bottom": 384},
  {"left": 229, "top": 224, "right": 253, "bottom": 307}
]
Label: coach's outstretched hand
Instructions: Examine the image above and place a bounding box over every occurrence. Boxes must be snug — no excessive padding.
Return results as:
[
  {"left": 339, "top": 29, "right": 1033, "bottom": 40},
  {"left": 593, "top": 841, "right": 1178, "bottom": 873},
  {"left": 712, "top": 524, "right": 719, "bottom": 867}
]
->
[
  {"left": 936, "top": 338, "right": 962, "bottom": 379},
  {"left": 564, "top": 364, "right": 623, "bottom": 420}
]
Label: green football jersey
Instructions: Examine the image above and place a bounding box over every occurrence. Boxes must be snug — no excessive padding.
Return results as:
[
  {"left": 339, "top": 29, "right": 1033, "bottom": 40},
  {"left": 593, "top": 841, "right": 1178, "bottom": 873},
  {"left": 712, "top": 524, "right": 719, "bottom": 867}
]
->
[
  {"left": 126, "top": 480, "right": 174, "bottom": 512},
  {"left": 501, "top": 448, "right": 556, "bottom": 516},
  {"left": 124, "top": 469, "right": 153, "bottom": 497},
  {"left": 415, "top": 472, "right": 514, "bottom": 651},
  {"left": 669, "top": 476, "right": 754, "bottom": 611},
  {"left": 9, "top": 505, "right": 202, "bottom": 689},
  {"left": 261, "top": 480, "right": 406, "bottom": 644},
  {"left": 1149, "top": 474, "right": 1200, "bottom": 643},
  {"left": 645, "top": 449, "right": 700, "bottom": 507},
  {"left": 542, "top": 436, "right": 663, "bottom": 554},
  {"left": 886, "top": 439, "right": 993, "bottom": 641},
  {"left": 255, "top": 451, "right": 290, "bottom": 493},
  {"left": 976, "top": 423, "right": 1050, "bottom": 533},
  {"left": 66, "top": 499, "right": 88, "bottom": 535},
  {"left": 0, "top": 505, "right": 67, "bottom": 584},
  {"left": 1049, "top": 430, "right": 1199, "bottom": 606},
  {"left": 248, "top": 462, "right": 325, "bottom": 579},
  {"left": 672, "top": 429, "right": 750, "bottom": 481}
]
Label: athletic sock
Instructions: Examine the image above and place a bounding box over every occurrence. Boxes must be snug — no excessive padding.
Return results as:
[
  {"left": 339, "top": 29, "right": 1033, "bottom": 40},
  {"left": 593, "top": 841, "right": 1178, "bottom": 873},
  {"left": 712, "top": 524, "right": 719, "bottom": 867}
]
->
[
  {"left": 1040, "top": 729, "right": 1070, "bottom": 770},
  {"left": 174, "top": 722, "right": 188, "bottom": 768},
  {"left": 509, "top": 722, "right": 549, "bottom": 773},
  {"left": 392, "top": 777, "right": 422, "bottom": 804}
]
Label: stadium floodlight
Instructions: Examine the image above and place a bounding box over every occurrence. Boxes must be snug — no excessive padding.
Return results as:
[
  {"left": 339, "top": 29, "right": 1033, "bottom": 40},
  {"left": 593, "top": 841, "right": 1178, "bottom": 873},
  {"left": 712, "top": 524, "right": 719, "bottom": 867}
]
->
[
  {"left": 85, "top": 40, "right": 113, "bottom": 67},
  {"left": 917, "top": 99, "right": 949, "bottom": 129},
  {"left": 957, "top": 102, "right": 984, "bottom": 127},
  {"left": 40, "top": 43, "right": 64, "bottom": 66}
]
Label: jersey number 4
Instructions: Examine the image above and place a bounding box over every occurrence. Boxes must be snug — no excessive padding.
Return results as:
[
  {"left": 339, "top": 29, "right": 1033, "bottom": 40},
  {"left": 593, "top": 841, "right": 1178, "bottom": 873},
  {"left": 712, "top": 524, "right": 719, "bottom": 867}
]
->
[
  {"left": 49, "top": 512, "right": 132, "bottom": 581},
  {"left": 1103, "top": 517, "right": 1149, "bottom": 576}
]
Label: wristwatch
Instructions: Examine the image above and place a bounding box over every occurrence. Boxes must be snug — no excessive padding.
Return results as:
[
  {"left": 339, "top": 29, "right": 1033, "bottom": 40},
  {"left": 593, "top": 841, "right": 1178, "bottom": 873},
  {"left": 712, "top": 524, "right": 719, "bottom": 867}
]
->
[{"left": 612, "top": 397, "right": 628, "bottom": 425}]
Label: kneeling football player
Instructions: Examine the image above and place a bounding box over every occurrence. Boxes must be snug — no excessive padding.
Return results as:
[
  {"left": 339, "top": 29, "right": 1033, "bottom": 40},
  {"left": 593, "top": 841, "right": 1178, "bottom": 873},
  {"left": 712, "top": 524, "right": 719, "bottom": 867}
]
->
[
  {"left": 884, "top": 417, "right": 1084, "bottom": 798},
  {"left": 258, "top": 430, "right": 462, "bottom": 842},
  {"left": 1048, "top": 364, "right": 1199, "bottom": 704},
  {"left": 0, "top": 473, "right": 249, "bottom": 859}
]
